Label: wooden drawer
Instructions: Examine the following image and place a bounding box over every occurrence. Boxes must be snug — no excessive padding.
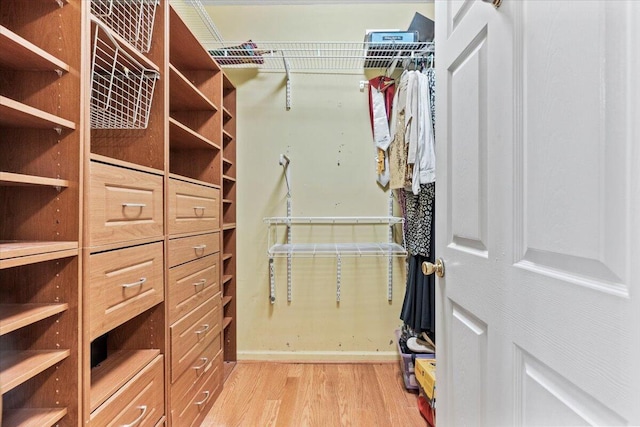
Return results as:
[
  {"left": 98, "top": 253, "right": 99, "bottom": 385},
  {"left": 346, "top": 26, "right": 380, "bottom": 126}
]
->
[
  {"left": 168, "top": 254, "right": 219, "bottom": 324},
  {"left": 171, "top": 351, "right": 222, "bottom": 427},
  {"left": 171, "top": 340, "right": 222, "bottom": 400},
  {"left": 90, "top": 355, "right": 164, "bottom": 427},
  {"left": 168, "top": 232, "right": 220, "bottom": 268},
  {"left": 89, "top": 161, "right": 164, "bottom": 248},
  {"left": 89, "top": 242, "right": 164, "bottom": 340},
  {"left": 168, "top": 178, "right": 220, "bottom": 236},
  {"left": 170, "top": 296, "right": 221, "bottom": 383}
]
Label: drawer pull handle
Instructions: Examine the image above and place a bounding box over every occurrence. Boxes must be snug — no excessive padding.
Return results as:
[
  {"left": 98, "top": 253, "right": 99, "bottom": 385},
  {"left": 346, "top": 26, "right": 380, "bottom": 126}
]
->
[
  {"left": 195, "top": 324, "right": 210, "bottom": 335},
  {"left": 194, "top": 206, "right": 206, "bottom": 212},
  {"left": 122, "top": 277, "right": 147, "bottom": 289},
  {"left": 122, "top": 203, "right": 146, "bottom": 208},
  {"left": 193, "top": 279, "right": 207, "bottom": 288},
  {"left": 193, "top": 244, "right": 207, "bottom": 251},
  {"left": 193, "top": 357, "right": 209, "bottom": 372},
  {"left": 194, "top": 391, "right": 211, "bottom": 406},
  {"left": 121, "top": 405, "right": 147, "bottom": 427}
]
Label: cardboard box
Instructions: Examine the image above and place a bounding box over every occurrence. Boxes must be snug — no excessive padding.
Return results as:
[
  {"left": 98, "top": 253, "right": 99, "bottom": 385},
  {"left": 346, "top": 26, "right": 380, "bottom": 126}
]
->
[
  {"left": 415, "top": 358, "right": 436, "bottom": 400},
  {"left": 366, "top": 31, "right": 419, "bottom": 44}
]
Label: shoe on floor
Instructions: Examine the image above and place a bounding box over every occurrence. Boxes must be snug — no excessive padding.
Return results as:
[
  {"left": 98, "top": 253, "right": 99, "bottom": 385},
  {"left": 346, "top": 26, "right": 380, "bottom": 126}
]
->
[{"left": 407, "top": 336, "right": 435, "bottom": 354}]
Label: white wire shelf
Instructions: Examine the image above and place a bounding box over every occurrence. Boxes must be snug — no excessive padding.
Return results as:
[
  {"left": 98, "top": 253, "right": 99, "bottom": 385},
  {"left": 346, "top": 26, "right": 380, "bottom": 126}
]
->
[
  {"left": 267, "top": 242, "right": 407, "bottom": 258},
  {"left": 265, "top": 216, "right": 407, "bottom": 258},
  {"left": 264, "top": 216, "right": 405, "bottom": 225},
  {"left": 206, "top": 40, "right": 434, "bottom": 72},
  {"left": 171, "top": 0, "right": 433, "bottom": 73}
]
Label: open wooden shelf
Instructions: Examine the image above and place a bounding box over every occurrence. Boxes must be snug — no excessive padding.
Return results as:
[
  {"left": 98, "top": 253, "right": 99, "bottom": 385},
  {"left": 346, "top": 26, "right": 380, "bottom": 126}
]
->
[
  {"left": 222, "top": 253, "right": 233, "bottom": 262},
  {"left": 0, "top": 241, "right": 78, "bottom": 262},
  {"left": 222, "top": 157, "right": 233, "bottom": 166},
  {"left": 168, "top": 173, "right": 220, "bottom": 189},
  {"left": 222, "top": 107, "right": 232, "bottom": 121},
  {"left": 222, "top": 223, "right": 236, "bottom": 230},
  {"left": 0, "top": 26, "right": 69, "bottom": 72},
  {"left": 222, "top": 175, "right": 236, "bottom": 183},
  {"left": 222, "top": 199, "right": 233, "bottom": 205},
  {"left": 223, "top": 275, "right": 233, "bottom": 286},
  {"left": 222, "top": 317, "right": 232, "bottom": 330},
  {"left": 169, "top": 7, "right": 220, "bottom": 71},
  {"left": 0, "top": 350, "right": 70, "bottom": 393},
  {"left": 90, "top": 349, "right": 160, "bottom": 412},
  {"left": 0, "top": 172, "right": 70, "bottom": 188},
  {"left": 222, "top": 295, "right": 232, "bottom": 307},
  {"left": 169, "top": 117, "right": 220, "bottom": 150},
  {"left": 2, "top": 407, "right": 68, "bottom": 427},
  {"left": 222, "top": 129, "right": 233, "bottom": 143},
  {"left": 169, "top": 64, "right": 218, "bottom": 112},
  {"left": 0, "top": 96, "right": 75, "bottom": 130},
  {"left": 0, "top": 303, "right": 69, "bottom": 336}
]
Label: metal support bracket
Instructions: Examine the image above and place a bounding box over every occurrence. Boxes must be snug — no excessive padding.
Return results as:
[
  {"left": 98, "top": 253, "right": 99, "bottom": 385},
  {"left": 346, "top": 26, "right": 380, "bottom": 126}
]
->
[
  {"left": 282, "top": 52, "right": 291, "bottom": 110},
  {"left": 336, "top": 254, "right": 342, "bottom": 302},
  {"left": 269, "top": 257, "right": 276, "bottom": 303}
]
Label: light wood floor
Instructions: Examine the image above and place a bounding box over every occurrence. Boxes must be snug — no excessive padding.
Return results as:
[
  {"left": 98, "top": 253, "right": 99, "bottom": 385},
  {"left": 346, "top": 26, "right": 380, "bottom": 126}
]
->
[{"left": 201, "top": 362, "right": 426, "bottom": 427}]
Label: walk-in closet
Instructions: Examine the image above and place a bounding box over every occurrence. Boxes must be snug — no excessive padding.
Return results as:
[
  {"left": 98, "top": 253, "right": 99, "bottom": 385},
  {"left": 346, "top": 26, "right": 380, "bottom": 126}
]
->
[{"left": 2, "top": 0, "right": 639, "bottom": 426}]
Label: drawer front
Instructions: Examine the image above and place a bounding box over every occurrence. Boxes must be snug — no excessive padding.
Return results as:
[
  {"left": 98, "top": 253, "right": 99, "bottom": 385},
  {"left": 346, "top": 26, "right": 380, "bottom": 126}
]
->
[
  {"left": 89, "top": 161, "right": 164, "bottom": 247},
  {"left": 168, "top": 178, "right": 220, "bottom": 236},
  {"left": 168, "top": 254, "right": 219, "bottom": 324},
  {"left": 89, "top": 242, "right": 164, "bottom": 340},
  {"left": 90, "top": 355, "right": 164, "bottom": 427},
  {"left": 171, "top": 341, "right": 222, "bottom": 401},
  {"left": 168, "top": 232, "right": 220, "bottom": 268},
  {"left": 171, "top": 351, "right": 222, "bottom": 427},
  {"left": 170, "top": 296, "right": 221, "bottom": 383}
]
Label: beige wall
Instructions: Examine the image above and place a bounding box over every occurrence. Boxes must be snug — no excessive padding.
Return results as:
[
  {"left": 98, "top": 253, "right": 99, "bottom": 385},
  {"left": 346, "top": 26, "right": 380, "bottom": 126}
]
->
[{"left": 209, "top": 3, "right": 434, "bottom": 361}]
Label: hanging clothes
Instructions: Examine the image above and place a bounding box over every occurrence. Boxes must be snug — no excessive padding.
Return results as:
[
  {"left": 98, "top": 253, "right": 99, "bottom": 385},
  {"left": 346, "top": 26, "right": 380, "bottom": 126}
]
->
[
  {"left": 423, "top": 67, "right": 436, "bottom": 140},
  {"left": 398, "top": 63, "right": 437, "bottom": 342},
  {"left": 408, "top": 72, "right": 436, "bottom": 195},
  {"left": 388, "top": 70, "right": 412, "bottom": 190},
  {"left": 367, "top": 76, "right": 395, "bottom": 188},
  {"left": 405, "top": 182, "right": 435, "bottom": 257}
]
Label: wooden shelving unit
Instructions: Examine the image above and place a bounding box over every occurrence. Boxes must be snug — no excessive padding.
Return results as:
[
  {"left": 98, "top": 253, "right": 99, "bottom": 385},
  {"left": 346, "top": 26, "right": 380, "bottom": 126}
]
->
[
  {"left": 221, "top": 73, "right": 237, "bottom": 371},
  {"left": 84, "top": 1, "right": 166, "bottom": 426},
  {"left": 3, "top": 1, "right": 238, "bottom": 425},
  {"left": 166, "top": 6, "right": 226, "bottom": 425},
  {"left": 0, "top": 0, "right": 81, "bottom": 424}
]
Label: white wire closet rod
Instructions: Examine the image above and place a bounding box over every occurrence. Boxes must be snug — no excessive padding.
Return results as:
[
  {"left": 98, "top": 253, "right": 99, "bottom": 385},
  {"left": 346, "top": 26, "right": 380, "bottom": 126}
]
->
[
  {"left": 206, "top": 41, "right": 434, "bottom": 71},
  {"left": 264, "top": 216, "right": 405, "bottom": 225},
  {"left": 267, "top": 243, "right": 407, "bottom": 258}
]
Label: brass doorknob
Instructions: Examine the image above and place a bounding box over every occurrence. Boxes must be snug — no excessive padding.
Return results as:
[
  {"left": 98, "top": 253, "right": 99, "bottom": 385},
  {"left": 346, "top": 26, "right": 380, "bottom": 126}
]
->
[
  {"left": 422, "top": 258, "right": 445, "bottom": 278},
  {"left": 482, "top": 0, "right": 502, "bottom": 8}
]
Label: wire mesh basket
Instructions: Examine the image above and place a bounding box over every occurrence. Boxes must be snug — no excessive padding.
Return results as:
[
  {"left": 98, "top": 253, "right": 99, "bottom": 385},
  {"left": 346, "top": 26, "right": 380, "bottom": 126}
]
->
[
  {"left": 90, "top": 21, "right": 160, "bottom": 129},
  {"left": 90, "top": 0, "right": 159, "bottom": 53}
]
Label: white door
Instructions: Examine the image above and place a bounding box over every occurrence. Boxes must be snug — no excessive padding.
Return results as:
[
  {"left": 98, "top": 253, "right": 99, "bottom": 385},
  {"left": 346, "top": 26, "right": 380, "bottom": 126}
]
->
[{"left": 434, "top": 1, "right": 640, "bottom": 425}]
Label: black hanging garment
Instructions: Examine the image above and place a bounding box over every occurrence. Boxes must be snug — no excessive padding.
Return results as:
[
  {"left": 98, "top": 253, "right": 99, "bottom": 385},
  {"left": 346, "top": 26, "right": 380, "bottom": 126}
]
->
[{"left": 400, "top": 190, "right": 435, "bottom": 336}]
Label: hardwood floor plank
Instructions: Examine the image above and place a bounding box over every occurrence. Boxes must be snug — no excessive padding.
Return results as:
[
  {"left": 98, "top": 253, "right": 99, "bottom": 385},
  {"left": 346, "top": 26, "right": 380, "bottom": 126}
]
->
[
  {"left": 273, "top": 376, "right": 301, "bottom": 427},
  {"left": 202, "top": 362, "right": 427, "bottom": 427}
]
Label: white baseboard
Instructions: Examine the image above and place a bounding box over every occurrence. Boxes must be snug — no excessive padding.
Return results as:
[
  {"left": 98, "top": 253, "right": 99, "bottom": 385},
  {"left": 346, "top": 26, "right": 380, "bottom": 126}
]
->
[{"left": 237, "top": 350, "right": 399, "bottom": 363}]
